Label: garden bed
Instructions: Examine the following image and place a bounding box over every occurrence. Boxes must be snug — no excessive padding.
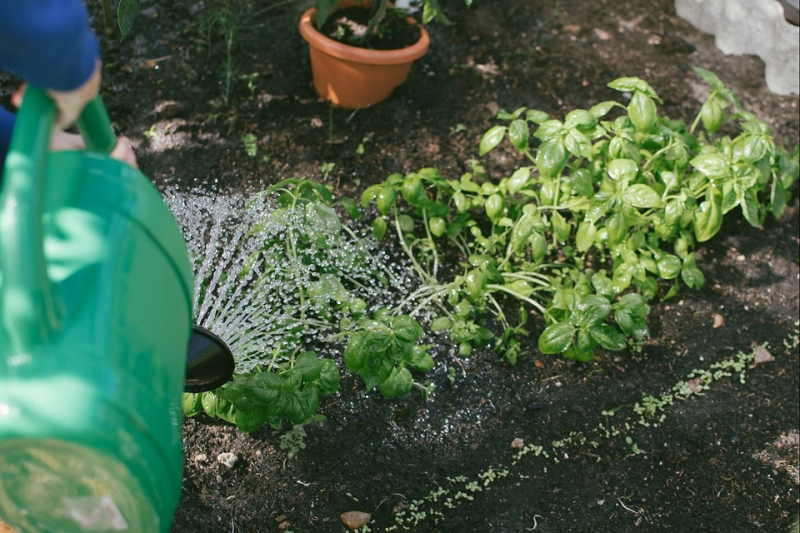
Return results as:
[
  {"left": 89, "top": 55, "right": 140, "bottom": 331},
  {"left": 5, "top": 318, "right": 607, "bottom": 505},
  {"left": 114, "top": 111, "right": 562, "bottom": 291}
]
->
[{"left": 2, "top": 0, "right": 798, "bottom": 531}]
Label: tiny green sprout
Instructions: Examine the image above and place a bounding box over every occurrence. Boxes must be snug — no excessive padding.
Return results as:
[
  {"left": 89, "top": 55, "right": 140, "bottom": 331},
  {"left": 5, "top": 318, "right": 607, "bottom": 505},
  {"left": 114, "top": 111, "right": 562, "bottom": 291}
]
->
[
  {"left": 241, "top": 132, "right": 258, "bottom": 157},
  {"left": 625, "top": 436, "right": 642, "bottom": 455}
]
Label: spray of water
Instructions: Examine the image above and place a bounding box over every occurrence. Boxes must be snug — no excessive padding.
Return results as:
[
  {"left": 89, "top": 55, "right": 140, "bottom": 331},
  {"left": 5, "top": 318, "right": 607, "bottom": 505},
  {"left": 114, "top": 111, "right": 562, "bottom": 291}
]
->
[{"left": 164, "top": 187, "right": 417, "bottom": 373}]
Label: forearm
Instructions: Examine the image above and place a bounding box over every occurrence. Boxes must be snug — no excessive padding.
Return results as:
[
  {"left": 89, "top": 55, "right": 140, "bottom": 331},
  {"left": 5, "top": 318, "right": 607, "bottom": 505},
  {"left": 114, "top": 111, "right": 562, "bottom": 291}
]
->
[{"left": 0, "top": 0, "right": 99, "bottom": 91}]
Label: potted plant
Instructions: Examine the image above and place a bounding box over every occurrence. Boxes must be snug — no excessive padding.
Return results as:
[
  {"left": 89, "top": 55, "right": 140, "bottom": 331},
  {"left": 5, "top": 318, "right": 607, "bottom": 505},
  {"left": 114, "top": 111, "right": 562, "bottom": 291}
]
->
[{"left": 298, "top": 0, "right": 451, "bottom": 109}]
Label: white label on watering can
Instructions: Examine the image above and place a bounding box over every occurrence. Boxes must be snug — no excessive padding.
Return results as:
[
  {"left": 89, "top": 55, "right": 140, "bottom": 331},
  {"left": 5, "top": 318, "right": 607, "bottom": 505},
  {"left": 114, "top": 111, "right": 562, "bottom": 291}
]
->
[{"left": 63, "top": 496, "right": 129, "bottom": 530}]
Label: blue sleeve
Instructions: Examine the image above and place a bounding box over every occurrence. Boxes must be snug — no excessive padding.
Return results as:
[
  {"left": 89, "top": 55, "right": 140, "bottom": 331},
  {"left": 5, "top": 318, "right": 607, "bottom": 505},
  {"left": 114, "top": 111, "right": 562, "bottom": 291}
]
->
[
  {"left": 1, "top": 107, "right": 15, "bottom": 166},
  {"left": 0, "top": 0, "right": 99, "bottom": 91}
]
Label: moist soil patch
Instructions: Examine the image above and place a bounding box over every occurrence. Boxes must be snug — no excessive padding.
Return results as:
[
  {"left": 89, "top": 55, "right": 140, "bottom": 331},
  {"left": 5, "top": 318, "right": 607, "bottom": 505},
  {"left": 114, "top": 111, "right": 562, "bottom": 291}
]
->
[
  {"left": 1, "top": 0, "right": 798, "bottom": 532},
  {"left": 319, "top": 6, "right": 422, "bottom": 50}
]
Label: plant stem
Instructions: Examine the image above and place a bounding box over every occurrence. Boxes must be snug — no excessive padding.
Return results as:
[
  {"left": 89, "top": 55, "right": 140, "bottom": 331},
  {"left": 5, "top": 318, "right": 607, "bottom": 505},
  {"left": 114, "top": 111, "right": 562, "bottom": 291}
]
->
[
  {"left": 486, "top": 283, "right": 547, "bottom": 314},
  {"left": 393, "top": 209, "right": 435, "bottom": 285},
  {"left": 421, "top": 209, "right": 440, "bottom": 278}
]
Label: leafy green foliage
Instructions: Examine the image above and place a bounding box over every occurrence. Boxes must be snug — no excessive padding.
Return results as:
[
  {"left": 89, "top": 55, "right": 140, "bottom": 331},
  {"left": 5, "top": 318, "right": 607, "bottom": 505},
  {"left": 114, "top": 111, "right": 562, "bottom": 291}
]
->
[
  {"left": 364, "top": 70, "right": 798, "bottom": 363},
  {"left": 342, "top": 311, "right": 433, "bottom": 398},
  {"left": 183, "top": 179, "right": 433, "bottom": 432},
  {"left": 184, "top": 351, "right": 340, "bottom": 433}
]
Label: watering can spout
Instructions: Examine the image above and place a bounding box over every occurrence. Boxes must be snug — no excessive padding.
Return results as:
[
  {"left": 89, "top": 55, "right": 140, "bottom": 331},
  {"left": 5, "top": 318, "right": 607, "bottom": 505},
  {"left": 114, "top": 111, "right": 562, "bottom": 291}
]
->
[{"left": 185, "top": 326, "right": 234, "bottom": 392}]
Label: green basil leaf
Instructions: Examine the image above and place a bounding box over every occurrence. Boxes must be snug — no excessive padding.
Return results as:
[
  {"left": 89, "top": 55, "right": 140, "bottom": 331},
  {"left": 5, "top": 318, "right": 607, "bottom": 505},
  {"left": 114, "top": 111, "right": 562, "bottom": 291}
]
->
[
  {"left": 182, "top": 393, "right": 204, "bottom": 417},
  {"left": 361, "top": 354, "right": 395, "bottom": 391},
  {"left": 378, "top": 367, "right": 413, "bottom": 399},
  {"left": 344, "top": 331, "right": 367, "bottom": 371},
  {"left": 551, "top": 211, "right": 571, "bottom": 243},
  {"left": 233, "top": 407, "right": 271, "bottom": 433},
  {"left": 681, "top": 255, "right": 705, "bottom": 289},
  {"left": 392, "top": 315, "right": 423, "bottom": 343},
  {"left": 497, "top": 107, "right": 527, "bottom": 120},
  {"left": 525, "top": 109, "right": 550, "bottom": 124},
  {"left": 577, "top": 294, "right": 612, "bottom": 327},
  {"left": 690, "top": 153, "right": 729, "bottom": 179},
  {"left": 295, "top": 351, "right": 322, "bottom": 382},
  {"left": 628, "top": 92, "right": 657, "bottom": 133},
  {"left": 406, "top": 345, "right": 435, "bottom": 373},
  {"left": 529, "top": 231, "right": 547, "bottom": 263},
  {"left": 626, "top": 184, "right": 664, "bottom": 208},
  {"left": 565, "top": 109, "right": 597, "bottom": 130},
  {"left": 565, "top": 129, "right": 592, "bottom": 158},
  {"left": 607, "top": 158, "right": 639, "bottom": 181},
  {"left": 614, "top": 292, "right": 646, "bottom": 312},
  {"left": 721, "top": 180, "right": 738, "bottom": 214},
  {"left": 575, "top": 221, "right": 597, "bottom": 252},
  {"left": 740, "top": 188, "right": 760, "bottom": 227},
  {"left": 589, "top": 324, "right": 627, "bottom": 351},
  {"left": 303, "top": 387, "right": 320, "bottom": 418},
  {"left": 538, "top": 323, "right": 575, "bottom": 354},
  {"left": 430, "top": 316, "right": 452, "bottom": 332},
  {"left": 589, "top": 100, "right": 618, "bottom": 119},
  {"left": 507, "top": 167, "right": 531, "bottom": 195},
  {"left": 361, "top": 184, "right": 382, "bottom": 207},
  {"left": 201, "top": 391, "right": 234, "bottom": 420},
  {"left": 508, "top": 119, "right": 530, "bottom": 152},
  {"left": 316, "top": 359, "right": 341, "bottom": 396},
  {"left": 778, "top": 149, "right": 800, "bottom": 189},
  {"left": 505, "top": 279, "right": 534, "bottom": 299},
  {"left": 770, "top": 179, "right": 787, "bottom": 218},
  {"left": 700, "top": 99, "right": 723, "bottom": 134},
  {"left": 338, "top": 196, "right": 361, "bottom": 219},
  {"left": 246, "top": 372, "right": 283, "bottom": 406},
  {"left": 693, "top": 187, "right": 723, "bottom": 242},
  {"left": 611, "top": 262, "right": 634, "bottom": 293},
  {"left": 657, "top": 254, "right": 682, "bottom": 279},
  {"left": 534, "top": 119, "right": 565, "bottom": 141},
  {"left": 371, "top": 217, "right": 387, "bottom": 239},
  {"left": 577, "top": 329, "right": 595, "bottom": 353},
  {"left": 692, "top": 66, "right": 725, "bottom": 91},
  {"left": 607, "top": 77, "right": 642, "bottom": 93},
  {"left": 614, "top": 309, "right": 633, "bottom": 335},
  {"left": 606, "top": 211, "right": 629, "bottom": 245},
  {"left": 398, "top": 214, "right": 415, "bottom": 234},
  {"left": 287, "top": 390, "right": 309, "bottom": 425},
  {"left": 563, "top": 345, "right": 595, "bottom": 362},
  {"left": 535, "top": 138, "right": 568, "bottom": 178},
  {"left": 479, "top": 126, "right": 507, "bottom": 155}
]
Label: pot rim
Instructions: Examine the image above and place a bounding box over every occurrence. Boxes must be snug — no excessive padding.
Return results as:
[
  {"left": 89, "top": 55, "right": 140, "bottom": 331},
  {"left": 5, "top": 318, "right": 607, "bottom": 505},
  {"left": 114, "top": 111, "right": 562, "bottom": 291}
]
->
[{"left": 299, "top": 7, "right": 430, "bottom": 65}]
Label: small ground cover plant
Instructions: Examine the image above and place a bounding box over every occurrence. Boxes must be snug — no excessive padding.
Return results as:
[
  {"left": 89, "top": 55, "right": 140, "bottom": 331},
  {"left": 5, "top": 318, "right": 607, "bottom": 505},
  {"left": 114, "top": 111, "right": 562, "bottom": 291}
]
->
[{"left": 362, "top": 68, "right": 799, "bottom": 363}]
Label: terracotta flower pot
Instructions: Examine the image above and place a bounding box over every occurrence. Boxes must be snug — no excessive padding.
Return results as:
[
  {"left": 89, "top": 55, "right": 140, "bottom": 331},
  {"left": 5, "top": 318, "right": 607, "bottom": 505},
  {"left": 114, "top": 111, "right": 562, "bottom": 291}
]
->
[{"left": 298, "top": 3, "right": 430, "bottom": 109}]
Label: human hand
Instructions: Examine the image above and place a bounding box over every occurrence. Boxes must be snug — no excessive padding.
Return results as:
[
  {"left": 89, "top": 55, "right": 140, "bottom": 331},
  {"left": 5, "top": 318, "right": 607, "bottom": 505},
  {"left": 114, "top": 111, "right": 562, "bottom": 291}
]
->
[
  {"left": 50, "top": 131, "right": 139, "bottom": 169},
  {"left": 109, "top": 136, "right": 138, "bottom": 169},
  {"left": 45, "top": 60, "right": 102, "bottom": 130}
]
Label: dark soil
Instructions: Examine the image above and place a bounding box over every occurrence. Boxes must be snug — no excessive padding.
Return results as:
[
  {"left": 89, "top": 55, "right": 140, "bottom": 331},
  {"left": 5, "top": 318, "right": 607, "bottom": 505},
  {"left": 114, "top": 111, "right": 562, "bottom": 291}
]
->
[
  {"left": 320, "top": 6, "right": 422, "bottom": 50},
  {"left": 2, "top": 0, "right": 798, "bottom": 532}
]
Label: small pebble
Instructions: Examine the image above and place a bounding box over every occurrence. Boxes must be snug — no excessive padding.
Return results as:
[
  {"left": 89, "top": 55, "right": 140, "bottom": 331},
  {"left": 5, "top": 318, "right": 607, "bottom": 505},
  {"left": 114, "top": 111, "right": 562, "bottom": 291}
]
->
[
  {"left": 341, "top": 511, "right": 371, "bottom": 530},
  {"left": 217, "top": 452, "right": 238, "bottom": 468}
]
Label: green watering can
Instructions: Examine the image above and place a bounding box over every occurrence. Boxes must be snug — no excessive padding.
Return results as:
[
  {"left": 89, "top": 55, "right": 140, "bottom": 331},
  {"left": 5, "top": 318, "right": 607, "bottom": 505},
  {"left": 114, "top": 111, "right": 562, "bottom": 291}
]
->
[{"left": 0, "top": 88, "right": 234, "bottom": 532}]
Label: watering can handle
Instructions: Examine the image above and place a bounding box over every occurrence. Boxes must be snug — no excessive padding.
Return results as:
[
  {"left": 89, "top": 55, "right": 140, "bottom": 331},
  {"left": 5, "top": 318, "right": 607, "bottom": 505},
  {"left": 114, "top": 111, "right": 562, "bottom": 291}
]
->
[
  {"left": 0, "top": 88, "right": 117, "bottom": 353},
  {"left": 76, "top": 96, "right": 118, "bottom": 154}
]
